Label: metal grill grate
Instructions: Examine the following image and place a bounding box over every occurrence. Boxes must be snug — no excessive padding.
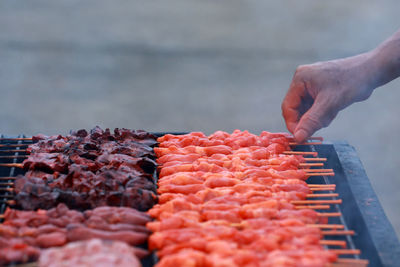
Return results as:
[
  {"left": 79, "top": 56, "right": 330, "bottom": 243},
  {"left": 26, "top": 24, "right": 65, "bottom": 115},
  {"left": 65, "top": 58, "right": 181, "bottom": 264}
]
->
[{"left": 0, "top": 135, "right": 31, "bottom": 217}]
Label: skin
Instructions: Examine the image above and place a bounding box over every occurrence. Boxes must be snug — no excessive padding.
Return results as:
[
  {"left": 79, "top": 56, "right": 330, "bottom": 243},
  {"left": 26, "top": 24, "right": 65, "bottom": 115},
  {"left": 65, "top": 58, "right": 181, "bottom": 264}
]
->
[{"left": 282, "top": 29, "right": 400, "bottom": 143}]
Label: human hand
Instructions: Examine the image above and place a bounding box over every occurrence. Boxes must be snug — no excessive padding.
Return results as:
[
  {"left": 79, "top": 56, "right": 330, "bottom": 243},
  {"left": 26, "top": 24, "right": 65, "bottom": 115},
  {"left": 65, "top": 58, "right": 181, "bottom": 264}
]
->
[{"left": 281, "top": 52, "right": 377, "bottom": 143}]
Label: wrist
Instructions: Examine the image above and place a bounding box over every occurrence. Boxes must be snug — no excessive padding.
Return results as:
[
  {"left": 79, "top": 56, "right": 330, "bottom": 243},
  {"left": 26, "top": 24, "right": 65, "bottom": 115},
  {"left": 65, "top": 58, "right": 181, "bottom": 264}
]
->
[{"left": 369, "top": 38, "right": 400, "bottom": 88}]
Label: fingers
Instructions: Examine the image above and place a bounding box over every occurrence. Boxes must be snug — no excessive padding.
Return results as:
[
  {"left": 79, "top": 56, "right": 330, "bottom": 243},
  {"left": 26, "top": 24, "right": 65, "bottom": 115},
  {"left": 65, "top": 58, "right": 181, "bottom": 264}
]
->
[
  {"left": 293, "top": 96, "right": 337, "bottom": 143},
  {"left": 281, "top": 81, "right": 306, "bottom": 133}
]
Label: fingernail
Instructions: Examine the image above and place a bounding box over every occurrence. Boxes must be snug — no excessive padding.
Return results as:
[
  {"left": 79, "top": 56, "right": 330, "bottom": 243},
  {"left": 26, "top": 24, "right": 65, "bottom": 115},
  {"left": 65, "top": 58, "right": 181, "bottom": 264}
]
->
[{"left": 294, "top": 129, "right": 308, "bottom": 143}]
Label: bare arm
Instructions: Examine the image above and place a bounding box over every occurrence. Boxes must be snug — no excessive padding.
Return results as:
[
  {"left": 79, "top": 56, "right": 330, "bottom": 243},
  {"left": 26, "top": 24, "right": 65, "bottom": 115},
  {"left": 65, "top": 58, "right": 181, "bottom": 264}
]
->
[{"left": 282, "top": 29, "right": 400, "bottom": 143}]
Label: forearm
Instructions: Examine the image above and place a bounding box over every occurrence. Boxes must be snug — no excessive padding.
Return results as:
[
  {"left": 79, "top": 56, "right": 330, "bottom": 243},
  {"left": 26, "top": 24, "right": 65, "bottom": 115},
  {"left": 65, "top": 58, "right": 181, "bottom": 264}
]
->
[{"left": 370, "top": 29, "right": 400, "bottom": 88}]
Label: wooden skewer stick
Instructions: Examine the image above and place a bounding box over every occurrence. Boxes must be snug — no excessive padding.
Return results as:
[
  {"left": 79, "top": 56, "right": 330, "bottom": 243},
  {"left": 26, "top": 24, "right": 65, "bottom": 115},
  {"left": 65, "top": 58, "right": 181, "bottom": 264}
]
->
[
  {"left": 0, "top": 149, "right": 28, "bottom": 153},
  {"left": 0, "top": 188, "right": 14, "bottom": 192},
  {"left": 321, "top": 230, "right": 355, "bottom": 236},
  {"left": 0, "top": 163, "right": 23, "bottom": 168},
  {"left": 329, "top": 249, "right": 360, "bottom": 255},
  {"left": 307, "top": 172, "right": 335, "bottom": 176},
  {"left": 304, "top": 158, "right": 327, "bottom": 162},
  {"left": 0, "top": 214, "right": 4, "bottom": 219},
  {"left": 295, "top": 205, "right": 330, "bottom": 210},
  {"left": 283, "top": 151, "right": 318, "bottom": 157},
  {"left": 0, "top": 194, "right": 14, "bottom": 198},
  {"left": 308, "top": 137, "right": 324, "bottom": 141},
  {"left": 289, "top": 142, "right": 323, "bottom": 146},
  {"left": 0, "top": 200, "right": 16, "bottom": 205},
  {"left": 299, "top": 163, "right": 324, "bottom": 167},
  {"left": 306, "top": 193, "right": 339, "bottom": 198},
  {"left": 336, "top": 259, "right": 369, "bottom": 265},
  {"left": 320, "top": 240, "right": 347, "bottom": 248},
  {"left": 0, "top": 182, "right": 14, "bottom": 186},
  {"left": 304, "top": 169, "right": 333, "bottom": 173},
  {"left": 307, "top": 224, "right": 344, "bottom": 229},
  {"left": 292, "top": 199, "right": 342, "bottom": 205},
  {"left": 0, "top": 155, "right": 28, "bottom": 159},
  {"left": 0, "top": 144, "right": 29, "bottom": 148},
  {"left": 0, "top": 137, "right": 32, "bottom": 141},
  {"left": 317, "top": 212, "right": 341, "bottom": 217},
  {"left": 308, "top": 184, "right": 336, "bottom": 188},
  {"left": 287, "top": 136, "right": 324, "bottom": 141},
  {"left": 0, "top": 177, "right": 17, "bottom": 180},
  {"left": 309, "top": 188, "right": 335, "bottom": 192},
  {"left": 328, "top": 264, "right": 367, "bottom": 267},
  {"left": 10, "top": 263, "right": 38, "bottom": 267}
]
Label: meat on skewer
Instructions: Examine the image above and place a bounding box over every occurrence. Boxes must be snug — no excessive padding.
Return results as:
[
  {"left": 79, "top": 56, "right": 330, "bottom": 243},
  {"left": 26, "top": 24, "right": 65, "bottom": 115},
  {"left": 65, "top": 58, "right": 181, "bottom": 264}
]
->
[{"left": 0, "top": 204, "right": 151, "bottom": 265}]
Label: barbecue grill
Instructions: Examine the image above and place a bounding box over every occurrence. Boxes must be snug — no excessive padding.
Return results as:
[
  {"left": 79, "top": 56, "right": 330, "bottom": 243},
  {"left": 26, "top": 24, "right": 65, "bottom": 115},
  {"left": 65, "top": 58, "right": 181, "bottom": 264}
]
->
[{"left": 1, "top": 134, "right": 399, "bottom": 267}]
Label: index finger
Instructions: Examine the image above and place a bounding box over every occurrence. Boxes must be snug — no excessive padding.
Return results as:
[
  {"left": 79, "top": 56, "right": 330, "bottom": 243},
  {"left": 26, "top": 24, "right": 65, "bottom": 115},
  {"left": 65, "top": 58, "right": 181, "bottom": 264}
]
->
[{"left": 281, "top": 80, "right": 306, "bottom": 133}]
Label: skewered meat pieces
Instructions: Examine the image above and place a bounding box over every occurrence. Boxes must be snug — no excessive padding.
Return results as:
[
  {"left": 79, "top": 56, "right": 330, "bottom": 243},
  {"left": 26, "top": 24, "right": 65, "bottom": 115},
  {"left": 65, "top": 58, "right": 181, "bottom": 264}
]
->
[
  {"left": 14, "top": 173, "right": 157, "bottom": 211},
  {"left": 0, "top": 204, "right": 150, "bottom": 265},
  {"left": 0, "top": 240, "right": 40, "bottom": 266},
  {"left": 30, "top": 127, "right": 158, "bottom": 154},
  {"left": 22, "top": 152, "right": 157, "bottom": 176},
  {"left": 39, "top": 239, "right": 142, "bottom": 267},
  {"left": 23, "top": 153, "right": 69, "bottom": 174},
  {"left": 150, "top": 130, "right": 336, "bottom": 266}
]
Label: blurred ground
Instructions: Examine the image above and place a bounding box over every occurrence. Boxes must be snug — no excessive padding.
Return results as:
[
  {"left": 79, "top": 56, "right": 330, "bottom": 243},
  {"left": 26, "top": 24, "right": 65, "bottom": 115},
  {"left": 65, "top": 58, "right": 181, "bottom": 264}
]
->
[{"left": 1, "top": 1, "right": 399, "bottom": 235}]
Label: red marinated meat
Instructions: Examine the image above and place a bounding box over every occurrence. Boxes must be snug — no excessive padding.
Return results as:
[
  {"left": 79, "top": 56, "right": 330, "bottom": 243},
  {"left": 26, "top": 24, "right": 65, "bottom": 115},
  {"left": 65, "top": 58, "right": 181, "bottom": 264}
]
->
[
  {"left": 0, "top": 204, "right": 151, "bottom": 265},
  {"left": 66, "top": 224, "right": 148, "bottom": 245},
  {"left": 39, "top": 239, "right": 143, "bottom": 267}
]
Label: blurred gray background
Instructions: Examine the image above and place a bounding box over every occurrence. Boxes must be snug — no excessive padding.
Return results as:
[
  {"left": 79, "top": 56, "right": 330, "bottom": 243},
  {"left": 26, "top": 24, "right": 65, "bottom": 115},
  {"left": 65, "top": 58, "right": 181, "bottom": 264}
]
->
[{"left": 1, "top": 1, "right": 399, "bottom": 236}]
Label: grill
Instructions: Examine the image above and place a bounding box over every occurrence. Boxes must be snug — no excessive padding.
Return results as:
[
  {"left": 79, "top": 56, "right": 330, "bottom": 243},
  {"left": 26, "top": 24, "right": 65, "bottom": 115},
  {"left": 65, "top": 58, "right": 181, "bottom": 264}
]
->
[{"left": 0, "top": 134, "right": 399, "bottom": 267}]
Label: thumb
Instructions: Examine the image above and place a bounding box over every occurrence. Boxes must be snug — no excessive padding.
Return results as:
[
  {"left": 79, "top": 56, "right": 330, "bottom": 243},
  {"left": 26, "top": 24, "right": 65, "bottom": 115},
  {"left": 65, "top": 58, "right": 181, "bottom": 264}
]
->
[{"left": 293, "top": 97, "right": 337, "bottom": 143}]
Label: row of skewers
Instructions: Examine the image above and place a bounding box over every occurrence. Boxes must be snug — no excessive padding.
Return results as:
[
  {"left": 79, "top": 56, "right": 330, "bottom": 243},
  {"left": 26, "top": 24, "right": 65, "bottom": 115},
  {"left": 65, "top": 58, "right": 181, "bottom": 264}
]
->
[
  {"left": 0, "top": 127, "right": 158, "bottom": 266},
  {"left": 147, "top": 130, "right": 367, "bottom": 267},
  {"left": 0, "top": 129, "right": 368, "bottom": 266}
]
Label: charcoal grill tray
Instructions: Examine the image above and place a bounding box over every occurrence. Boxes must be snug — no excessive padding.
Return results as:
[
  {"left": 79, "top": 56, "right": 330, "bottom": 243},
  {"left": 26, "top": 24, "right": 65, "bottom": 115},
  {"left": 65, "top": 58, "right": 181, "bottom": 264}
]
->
[{"left": 1, "top": 134, "right": 399, "bottom": 267}]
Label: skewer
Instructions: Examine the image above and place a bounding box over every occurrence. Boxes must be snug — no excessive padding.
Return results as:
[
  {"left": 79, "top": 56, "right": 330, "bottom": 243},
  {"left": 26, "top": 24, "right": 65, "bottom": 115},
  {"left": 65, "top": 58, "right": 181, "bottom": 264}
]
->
[
  {"left": 0, "top": 182, "right": 14, "bottom": 186},
  {"left": 0, "top": 194, "right": 14, "bottom": 198},
  {"left": 10, "top": 263, "right": 38, "bottom": 267},
  {"left": 307, "top": 172, "right": 335, "bottom": 176},
  {"left": 308, "top": 184, "right": 336, "bottom": 188},
  {"left": 0, "top": 155, "right": 28, "bottom": 159},
  {"left": 317, "top": 212, "right": 341, "bottom": 217},
  {"left": 0, "top": 200, "right": 16, "bottom": 205},
  {"left": 0, "top": 137, "right": 32, "bottom": 141},
  {"left": 287, "top": 136, "right": 323, "bottom": 141},
  {"left": 309, "top": 188, "right": 335, "bottom": 192},
  {"left": 304, "top": 169, "right": 333, "bottom": 173},
  {"left": 0, "top": 164, "right": 333, "bottom": 173},
  {"left": 295, "top": 205, "right": 330, "bottom": 210},
  {"left": 0, "top": 163, "right": 23, "bottom": 168},
  {"left": 283, "top": 151, "right": 318, "bottom": 157},
  {"left": 0, "top": 144, "right": 29, "bottom": 148},
  {"left": 292, "top": 199, "right": 342, "bottom": 205},
  {"left": 321, "top": 230, "right": 355, "bottom": 236},
  {"left": 0, "top": 188, "right": 14, "bottom": 192},
  {"left": 307, "top": 224, "right": 344, "bottom": 229},
  {"left": 289, "top": 142, "right": 323, "bottom": 146},
  {"left": 320, "top": 240, "right": 347, "bottom": 248},
  {"left": 326, "top": 263, "right": 368, "bottom": 267},
  {"left": 299, "top": 163, "right": 324, "bottom": 167},
  {"left": 306, "top": 193, "right": 339, "bottom": 198},
  {"left": 307, "top": 137, "right": 324, "bottom": 141},
  {"left": 304, "top": 158, "right": 327, "bottom": 162},
  {"left": 0, "top": 177, "right": 17, "bottom": 180},
  {"left": 328, "top": 263, "right": 367, "bottom": 267},
  {"left": 0, "top": 149, "right": 28, "bottom": 153},
  {"left": 336, "top": 259, "right": 369, "bottom": 265},
  {"left": 329, "top": 249, "right": 360, "bottom": 255}
]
